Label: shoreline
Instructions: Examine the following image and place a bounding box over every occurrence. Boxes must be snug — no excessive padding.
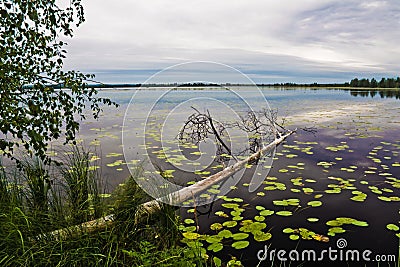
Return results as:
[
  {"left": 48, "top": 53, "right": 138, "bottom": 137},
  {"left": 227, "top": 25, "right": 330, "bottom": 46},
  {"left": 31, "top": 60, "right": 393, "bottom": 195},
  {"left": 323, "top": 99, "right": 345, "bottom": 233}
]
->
[{"left": 95, "top": 85, "right": 400, "bottom": 90}]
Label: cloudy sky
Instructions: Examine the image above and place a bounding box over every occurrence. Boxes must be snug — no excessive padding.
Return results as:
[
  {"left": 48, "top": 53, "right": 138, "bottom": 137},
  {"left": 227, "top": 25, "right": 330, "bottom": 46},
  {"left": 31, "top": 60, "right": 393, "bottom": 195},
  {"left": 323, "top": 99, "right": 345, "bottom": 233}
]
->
[{"left": 63, "top": 0, "right": 400, "bottom": 84}]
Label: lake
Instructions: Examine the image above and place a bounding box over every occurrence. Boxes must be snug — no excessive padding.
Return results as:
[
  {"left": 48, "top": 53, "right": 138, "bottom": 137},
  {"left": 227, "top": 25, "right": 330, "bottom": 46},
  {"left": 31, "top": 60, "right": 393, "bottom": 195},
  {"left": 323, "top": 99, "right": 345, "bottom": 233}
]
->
[{"left": 77, "top": 87, "right": 399, "bottom": 266}]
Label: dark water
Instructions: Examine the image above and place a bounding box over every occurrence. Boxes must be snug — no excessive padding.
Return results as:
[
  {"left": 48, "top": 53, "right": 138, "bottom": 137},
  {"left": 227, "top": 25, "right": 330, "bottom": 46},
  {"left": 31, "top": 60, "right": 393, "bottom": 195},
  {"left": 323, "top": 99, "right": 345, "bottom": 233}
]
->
[
  {"left": 77, "top": 87, "right": 400, "bottom": 266},
  {"left": 184, "top": 129, "right": 400, "bottom": 266}
]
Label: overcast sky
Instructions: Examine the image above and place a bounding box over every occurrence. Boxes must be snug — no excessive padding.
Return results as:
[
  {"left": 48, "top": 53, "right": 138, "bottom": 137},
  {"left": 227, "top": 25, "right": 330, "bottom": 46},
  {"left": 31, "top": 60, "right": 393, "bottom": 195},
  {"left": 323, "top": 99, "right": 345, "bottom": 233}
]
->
[{"left": 63, "top": 0, "right": 400, "bottom": 84}]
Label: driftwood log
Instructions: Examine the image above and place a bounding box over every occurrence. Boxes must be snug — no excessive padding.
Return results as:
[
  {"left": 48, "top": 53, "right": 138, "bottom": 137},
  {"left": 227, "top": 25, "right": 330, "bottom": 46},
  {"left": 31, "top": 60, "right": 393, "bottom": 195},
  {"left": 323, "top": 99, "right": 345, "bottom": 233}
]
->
[{"left": 42, "top": 130, "right": 295, "bottom": 240}]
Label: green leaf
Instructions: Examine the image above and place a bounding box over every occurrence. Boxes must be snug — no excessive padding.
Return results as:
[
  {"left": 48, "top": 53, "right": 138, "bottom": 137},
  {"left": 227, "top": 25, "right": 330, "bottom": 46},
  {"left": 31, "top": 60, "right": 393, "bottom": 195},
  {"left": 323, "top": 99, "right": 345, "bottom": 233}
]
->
[
  {"left": 386, "top": 224, "right": 400, "bottom": 231},
  {"left": 182, "top": 232, "right": 201, "bottom": 240},
  {"left": 210, "top": 223, "right": 223, "bottom": 231},
  {"left": 221, "top": 203, "right": 240, "bottom": 209},
  {"left": 253, "top": 231, "right": 272, "bottom": 242},
  {"left": 260, "top": 209, "right": 274, "bottom": 216},
  {"left": 307, "top": 201, "right": 322, "bottom": 207},
  {"left": 218, "top": 229, "right": 233, "bottom": 238},
  {"left": 222, "top": 221, "right": 237, "bottom": 228},
  {"left": 276, "top": 211, "right": 293, "bottom": 216},
  {"left": 254, "top": 216, "right": 265, "bottom": 222},
  {"left": 352, "top": 220, "right": 368, "bottom": 227},
  {"left": 184, "top": 218, "right": 195, "bottom": 224},
  {"left": 213, "top": 257, "right": 222, "bottom": 267},
  {"left": 328, "top": 227, "right": 346, "bottom": 234},
  {"left": 283, "top": 228, "right": 294, "bottom": 234},
  {"left": 232, "top": 241, "right": 249, "bottom": 249},
  {"left": 207, "top": 242, "right": 223, "bottom": 252},
  {"left": 205, "top": 235, "right": 223, "bottom": 243},
  {"left": 232, "top": 233, "right": 249, "bottom": 240}
]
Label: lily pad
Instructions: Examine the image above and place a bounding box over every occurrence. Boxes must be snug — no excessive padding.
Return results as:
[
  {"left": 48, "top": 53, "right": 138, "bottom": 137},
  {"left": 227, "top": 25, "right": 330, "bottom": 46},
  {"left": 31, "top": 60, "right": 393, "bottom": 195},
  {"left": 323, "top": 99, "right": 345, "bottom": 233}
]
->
[
  {"left": 218, "top": 229, "right": 233, "bottom": 238},
  {"left": 255, "top": 216, "right": 266, "bottom": 222},
  {"left": 182, "top": 232, "right": 201, "bottom": 240},
  {"left": 184, "top": 219, "right": 195, "bottom": 224},
  {"left": 283, "top": 228, "right": 294, "bottom": 233},
  {"left": 232, "top": 241, "right": 249, "bottom": 249},
  {"left": 307, "top": 201, "right": 322, "bottom": 207},
  {"left": 232, "top": 233, "right": 249, "bottom": 240},
  {"left": 260, "top": 210, "right": 275, "bottom": 216},
  {"left": 253, "top": 231, "right": 272, "bottom": 242},
  {"left": 222, "top": 221, "right": 238, "bottom": 228},
  {"left": 207, "top": 242, "right": 223, "bottom": 252},
  {"left": 276, "top": 211, "right": 293, "bottom": 216},
  {"left": 386, "top": 224, "right": 400, "bottom": 231},
  {"left": 210, "top": 223, "right": 223, "bottom": 231},
  {"left": 206, "top": 235, "right": 223, "bottom": 243},
  {"left": 307, "top": 218, "right": 319, "bottom": 223}
]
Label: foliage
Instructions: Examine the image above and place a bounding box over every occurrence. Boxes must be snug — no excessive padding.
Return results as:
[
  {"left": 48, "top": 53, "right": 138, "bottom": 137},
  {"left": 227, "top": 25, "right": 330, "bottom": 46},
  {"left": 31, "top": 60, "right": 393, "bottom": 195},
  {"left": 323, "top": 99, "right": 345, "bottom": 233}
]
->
[
  {"left": 0, "top": 0, "right": 116, "bottom": 165},
  {"left": 0, "top": 156, "right": 207, "bottom": 266},
  {"left": 349, "top": 77, "right": 400, "bottom": 88}
]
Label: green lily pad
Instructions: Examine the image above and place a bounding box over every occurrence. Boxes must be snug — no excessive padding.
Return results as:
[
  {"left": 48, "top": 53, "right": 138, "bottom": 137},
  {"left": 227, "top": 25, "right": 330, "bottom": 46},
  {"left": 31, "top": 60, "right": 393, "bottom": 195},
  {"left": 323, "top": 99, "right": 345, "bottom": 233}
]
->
[
  {"left": 207, "top": 242, "right": 223, "bottom": 252},
  {"left": 283, "top": 228, "right": 294, "bottom": 234},
  {"left": 253, "top": 231, "right": 272, "bottom": 242},
  {"left": 307, "top": 201, "right": 322, "bottom": 207},
  {"left": 289, "top": 234, "right": 300, "bottom": 240},
  {"left": 326, "top": 220, "right": 343, "bottom": 227},
  {"left": 276, "top": 211, "right": 293, "bottom": 216},
  {"left": 183, "top": 226, "right": 197, "bottom": 232},
  {"left": 232, "top": 241, "right": 250, "bottom": 249},
  {"left": 213, "top": 257, "right": 222, "bottom": 267},
  {"left": 221, "top": 203, "right": 240, "bottom": 209},
  {"left": 215, "top": 211, "right": 228, "bottom": 218},
  {"left": 184, "top": 219, "right": 195, "bottom": 224},
  {"left": 206, "top": 235, "right": 223, "bottom": 243},
  {"left": 352, "top": 220, "right": 368, "bottom": 227},
  {"left": 328, "top": 227, "right": 346, "bottom": 234},
  {"left": 255, "top": 216, "right": 266, "bottom": 222},
  {"left": 387, "top": 224, "right": 400, "bottom": 231},
  {"left": 260, "top": 209, "right": 275, "bottom": 216},
  {"left": 222, "top": 221, "right": 237, "bottom": 228},
  {"left": 218, "top": 229, "right": 233, "bottom": 238},
  {"left": 210, "top": 223, "right": 223, "bottom": 231},
  {"left": 378, "top": 196, "right": 392, "bottom": 202},
  {"left": 307, "top": 218, "right": 319, "bottom": 223},
  {"left": 239, "top": 222, "right": 266, "bottom": 233},
  {"left": 232, "top": 233, "right": 249, "bottom": 240},
  {"left": 182, "top": 232, "right": 201, "bottom": 240}
]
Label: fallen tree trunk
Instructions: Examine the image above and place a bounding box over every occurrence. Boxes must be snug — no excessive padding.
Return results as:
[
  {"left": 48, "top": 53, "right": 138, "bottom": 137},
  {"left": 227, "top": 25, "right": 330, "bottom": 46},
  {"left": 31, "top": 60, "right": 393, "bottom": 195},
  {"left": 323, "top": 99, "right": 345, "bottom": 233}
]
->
[
  {"left": 43, "top": 130, "right": 295, "bottom": 240},
  {"left": 137, "top": 130, "right": 295, "bottom": 217}
]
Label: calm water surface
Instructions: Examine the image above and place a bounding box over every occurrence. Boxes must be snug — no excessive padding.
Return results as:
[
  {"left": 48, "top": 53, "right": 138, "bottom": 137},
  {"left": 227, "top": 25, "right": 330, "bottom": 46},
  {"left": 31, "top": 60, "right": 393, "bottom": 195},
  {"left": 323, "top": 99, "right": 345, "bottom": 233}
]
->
[{"left": 78, "top": 87, "right": 399, "bottom": 266}]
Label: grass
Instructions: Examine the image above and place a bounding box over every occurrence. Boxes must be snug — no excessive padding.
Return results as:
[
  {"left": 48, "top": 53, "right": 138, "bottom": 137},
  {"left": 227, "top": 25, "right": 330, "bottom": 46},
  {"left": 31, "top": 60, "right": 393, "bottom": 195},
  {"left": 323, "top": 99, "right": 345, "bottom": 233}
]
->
[{"left": 0, "top": 147, "right": 209, "bottom": 267}]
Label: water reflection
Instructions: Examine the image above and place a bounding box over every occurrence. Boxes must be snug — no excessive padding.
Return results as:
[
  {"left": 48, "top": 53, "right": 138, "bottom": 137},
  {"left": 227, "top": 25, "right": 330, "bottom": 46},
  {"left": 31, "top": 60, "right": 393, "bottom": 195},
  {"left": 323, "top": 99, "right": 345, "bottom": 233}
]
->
[{"left": 347, "top": 89, "right": 400, "bottom": 99}]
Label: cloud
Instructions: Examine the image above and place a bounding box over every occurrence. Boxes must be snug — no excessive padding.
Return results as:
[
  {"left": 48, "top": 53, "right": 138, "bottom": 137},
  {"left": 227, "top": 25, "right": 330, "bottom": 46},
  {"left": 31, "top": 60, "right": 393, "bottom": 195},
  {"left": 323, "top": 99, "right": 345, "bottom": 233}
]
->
[{"left": 63, "top": 0, "right": 400, "bottom": 83}]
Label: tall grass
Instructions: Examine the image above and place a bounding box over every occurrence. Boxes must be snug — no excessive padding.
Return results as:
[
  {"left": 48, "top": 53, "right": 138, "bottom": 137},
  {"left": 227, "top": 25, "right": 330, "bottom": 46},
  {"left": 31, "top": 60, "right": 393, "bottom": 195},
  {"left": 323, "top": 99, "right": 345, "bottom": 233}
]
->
[
  {"left": 0, "top": 147, "right": 208, "bottom": 266},
  {"left": 60, "top": 146, "right": 103, "bottom": 224}
]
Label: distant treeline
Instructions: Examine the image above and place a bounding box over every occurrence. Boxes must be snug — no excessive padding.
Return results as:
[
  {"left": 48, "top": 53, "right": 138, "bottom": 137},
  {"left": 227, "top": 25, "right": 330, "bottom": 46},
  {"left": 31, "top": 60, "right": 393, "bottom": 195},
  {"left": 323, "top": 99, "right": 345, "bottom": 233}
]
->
[
  {"left": 270, "top": 77, "right": 400, "bottom": 88},
  {"left": 347, "top": 77, "right": 400, "bottom": 88},
  {"left": 25, "top": 78, "right": 400, "bottom": 89}
]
